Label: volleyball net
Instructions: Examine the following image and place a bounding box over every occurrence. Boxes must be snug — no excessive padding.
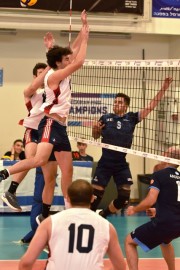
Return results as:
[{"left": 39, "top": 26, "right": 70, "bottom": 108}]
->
[{"left": 68, "top": 59, "right": 180, "bottom": 165}]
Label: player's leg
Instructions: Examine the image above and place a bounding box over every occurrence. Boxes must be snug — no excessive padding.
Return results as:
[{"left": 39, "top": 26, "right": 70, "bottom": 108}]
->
[
  {"left": 160, "top": 243, "right": 175, "bottom": 270},
  {"left": 90, "top": 163, "right": 111, "bottom": 212},
  {"left": 125, "top": 234, "right": 138, "bottom": 270},
  {"left": 55, "top": 151, "right": 73, "bottom": 208},
  {"left": 1, "top": 141, "right": 37, "bottom": 211},
  {"left": 100, "top": 165, "right": 132, "bottom": 218},
  {"left": 36, "top": 161, "right": 57, "bottom": 223}
]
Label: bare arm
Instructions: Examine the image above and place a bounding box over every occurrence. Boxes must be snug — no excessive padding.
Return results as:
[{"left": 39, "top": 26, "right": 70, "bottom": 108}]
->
[
  {"left": 139, "top": 77, "right": 172, "bottom": 121},
  {"left": 19, "top": 218, "right": 51, "bottom": 270},
  {"left": 23, "top": 66, "right": 50, "bottom": 101},
  {"left": 70, "top": 10, "right": 88, "bottom": 62},
  {"left": 126, "top": 188, "right": 159, "bottom": 216},
  {"left": 48, "top": 24, "right": 89, "bottom": 89},
  {"left": 92, "top": 121, "right": 105, "bottom": 139},
  {"left": 107, "top": 224, "right": 126, "bottom": 270}
]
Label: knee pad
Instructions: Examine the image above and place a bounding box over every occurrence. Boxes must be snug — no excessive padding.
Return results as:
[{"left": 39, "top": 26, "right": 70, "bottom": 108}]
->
[
  {"left": 113, "top": 185, "right": 131, "bottom": 210},
  {"left": 90, "top": 188, "right": 105, "bottom": 211}
]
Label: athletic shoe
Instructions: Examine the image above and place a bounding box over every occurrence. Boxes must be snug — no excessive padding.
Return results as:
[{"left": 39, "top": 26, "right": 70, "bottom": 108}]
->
[
  {"left": 36, "top": 214, "right": 45, "bottom": 225},
  {"left": 1, "top": 191, "right": 22, "bottom": 212},
  {"left": 0, "top": 169, "right": 9, "bottom": 182}
]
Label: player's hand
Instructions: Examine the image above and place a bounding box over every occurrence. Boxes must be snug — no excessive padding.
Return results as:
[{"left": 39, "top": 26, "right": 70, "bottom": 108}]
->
[
  {"left": 162, "top": 77, "right": 173, "bottom": 91},
  {"left": 93, "top": 121, "right": 105, "bottom": 132},
  {"left": 126, "top": 206, "right": 135, "bottom": 216},
  {"left": 44, "top": 32, "right": 55, "bottom": 51},
  {"left": 81, "top": 9, "right": 87, "bottom": 25},
  {"left": 146, "top": 207, "right": 156, "bottom": 218}
]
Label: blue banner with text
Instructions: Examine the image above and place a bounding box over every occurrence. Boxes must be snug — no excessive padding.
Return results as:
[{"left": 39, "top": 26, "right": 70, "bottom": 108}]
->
[{"left": 152, "top": 0, "right": 180, "bottom": 18}]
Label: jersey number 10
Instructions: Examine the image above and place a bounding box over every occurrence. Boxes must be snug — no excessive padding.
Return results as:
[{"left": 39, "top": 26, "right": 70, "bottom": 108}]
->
[{"left": 68, "top": 223, "right": 95, "bottom": 253}]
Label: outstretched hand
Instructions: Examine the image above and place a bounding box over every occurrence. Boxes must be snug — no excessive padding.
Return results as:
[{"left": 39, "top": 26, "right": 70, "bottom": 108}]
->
[
  {"left": 44, "top": 32, "right": 55, "bottom": 51},
  {"left": 126, "top": 206, "right": 135, "bottom": 216},
  {"left": 162, "top": 77, "right": 173, "bottom": 91},
  {"left": 81, "top": 9, "right": 87, "bottom": 25}
]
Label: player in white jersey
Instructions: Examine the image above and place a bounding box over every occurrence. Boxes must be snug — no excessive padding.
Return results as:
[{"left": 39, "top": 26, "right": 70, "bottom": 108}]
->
[
  {"left": 0, "top": 10, "right": 90, "bottom": 222},
  {"left": 19, "top": 179, "right": 126, "bottom": 270}
]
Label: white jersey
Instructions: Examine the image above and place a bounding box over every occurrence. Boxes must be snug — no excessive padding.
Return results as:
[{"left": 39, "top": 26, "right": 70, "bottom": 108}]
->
[
  {"left": 19, "top": 89, "right": 44, "bottom": 130},
  {"left": 46, "top": 208, "right": 110, "bottom": 270},
  {"left": 40, "top": 69, "right": 71, "bottom": 125}
]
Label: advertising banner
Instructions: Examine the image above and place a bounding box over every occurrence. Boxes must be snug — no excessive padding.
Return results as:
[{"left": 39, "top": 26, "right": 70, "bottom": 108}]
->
[
  {"left": 0, "top": 0, "right": 144, "bottom": 15},
  {"left": 152, "top": 0, "right": 180, "bottom": 18}
]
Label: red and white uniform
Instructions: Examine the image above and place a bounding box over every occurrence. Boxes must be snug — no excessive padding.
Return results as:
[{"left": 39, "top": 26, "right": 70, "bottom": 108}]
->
[
  {"left": 47, "top": 208, "right": 110, "bottom": 270},
  {"left": 19, "top": 90, "right": 44, "bottom": 130},
  {"left": 40, "top": 69, "right": 71, "bottom": 126}
]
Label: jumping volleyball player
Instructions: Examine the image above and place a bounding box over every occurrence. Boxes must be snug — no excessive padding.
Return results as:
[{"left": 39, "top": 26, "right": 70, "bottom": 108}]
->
[
  {"left": 91, "top": 77, "right": 173, "bottom": 218},
  {"left": 0, "top": 10, "right": 89, "bottom": 224}
]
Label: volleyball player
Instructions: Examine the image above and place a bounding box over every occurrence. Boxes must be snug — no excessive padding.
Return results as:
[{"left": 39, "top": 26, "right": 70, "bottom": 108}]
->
[
  {"left": 19, "top": 179, "right": 126, "bottom": 270},
  {"left": 1, "top": 60, "right": 58, "bottom": 243},
  {"left": 0, "top": 10, "right": 89, "bottom": 223},
  {"left": 91, "top": 77, "right": 173, "bottom": 218},
  {"left": 125, "top": 146, "right": 180, "bottom": 270}
]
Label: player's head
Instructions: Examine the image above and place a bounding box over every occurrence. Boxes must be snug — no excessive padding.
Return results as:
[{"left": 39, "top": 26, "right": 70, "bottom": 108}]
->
[
  {"left": 113, "top": 93, "right": 130, "bottom": 115},
  {"left": 46, "top": 45, "right": 72, "bottom": 69},
  {"left": 67, "top": 179, "right": 93, "bottom": 207},
  {"left": 13, "top": 139, "right": 24, "bottom": 154},
  {"left": 33, "top": 63, "right": 47, "bottom": 77}
]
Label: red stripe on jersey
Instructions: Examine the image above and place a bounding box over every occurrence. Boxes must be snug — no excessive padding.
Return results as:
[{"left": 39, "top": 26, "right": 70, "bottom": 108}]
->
[
  {"left": 26, "top": 100, "right": 33, "bottom": 112},
  {"left": 41, "top": 118, "right": 53, "bottom": 142},
  {"left": 19, "top": 119, "right": 24, "bottom": 126},
  {"left": 44, "top": 86, "right": 60, "bottom": 114},
  {"left": 24, "top": 129, "right": 32, "bottom": 145}
]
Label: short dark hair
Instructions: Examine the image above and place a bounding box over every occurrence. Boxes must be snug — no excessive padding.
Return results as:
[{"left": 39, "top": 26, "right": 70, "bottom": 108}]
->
[
  {"left": 68, "top": 179, "right": 93, "bottom": 206},
  {"left": 46, "top": 45, "right": 72, "bottom": 69},
  {"left": 33, "top": 63, "right": 47, "bottom": 76},
  {"left": 13, "top": 139, "right": 23, "bottom": 145},
  {"left": 115, "top": 93, "right": 130, "bottom": 106}
]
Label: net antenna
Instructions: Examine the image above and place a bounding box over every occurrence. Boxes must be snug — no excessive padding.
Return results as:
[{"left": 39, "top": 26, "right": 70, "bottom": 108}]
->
[{"left": 69, "top": 0, "right": 72, "bottom": 47}]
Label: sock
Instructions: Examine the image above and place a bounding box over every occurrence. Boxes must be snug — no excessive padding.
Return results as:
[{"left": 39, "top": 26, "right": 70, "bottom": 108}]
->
[
  {"left": 64, "top": 198, "right": 70, "bottom": 209},
  {"left": 100, "top": 207, "right": 114, "bottom": 218},
  {"left": 42, "top": 203, "right": 51, "bottom": 218},
  {"left": 8, "top": 181, "right": 19, "bottom": 194}
]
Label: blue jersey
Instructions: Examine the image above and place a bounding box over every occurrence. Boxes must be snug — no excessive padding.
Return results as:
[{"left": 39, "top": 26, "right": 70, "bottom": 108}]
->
[
  {"left": 99, "top": 112, "right": 140, "bottom": 161},
  {"left": 149, "top": 167, "right": 180, "bottom": 229}
]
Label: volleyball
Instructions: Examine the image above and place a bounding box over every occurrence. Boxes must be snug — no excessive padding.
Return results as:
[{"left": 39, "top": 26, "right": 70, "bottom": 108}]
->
[{"left": 20, "top": 0, "right": 38, "bottom": 7}]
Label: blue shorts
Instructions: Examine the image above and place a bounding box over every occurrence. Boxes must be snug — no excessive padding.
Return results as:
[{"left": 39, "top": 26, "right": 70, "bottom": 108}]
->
[
  {"left": 131, "top": 220, "right": 180, "bottom": 252},
  {"left": 38, "top": 116, "right": 71, "bottom": 152},
  {"left": 23, "top": 128, "right": 56, "bottom": 161},
  {"left": 92, "top": 158, "right": 133, "bottom": 187}
]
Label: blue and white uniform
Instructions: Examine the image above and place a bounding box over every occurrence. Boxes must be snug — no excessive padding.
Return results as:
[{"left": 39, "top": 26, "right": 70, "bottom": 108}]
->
[
  {"left": 131, "top": 167, "right": 180, "bottom": 251},
  {"left": 92, "top": 112, "right": 140, "bottom": 187}
]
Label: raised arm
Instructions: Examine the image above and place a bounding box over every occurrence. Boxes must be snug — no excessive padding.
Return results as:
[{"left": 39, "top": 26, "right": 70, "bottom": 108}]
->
[
  {"left": 23, "top": 66, "right": 50, "bottom": 102},
  {"left": 44, "top": 32, "right": 55, "bottom": 52},
  {"left": 48, "top": 24, "right": 89, "bottom": 89},
  {"left": 69, "top": 9, "right": 88, "bottom": 62},
  {"left": 139, "top": 77, "right": 173, "bottom": 121}
]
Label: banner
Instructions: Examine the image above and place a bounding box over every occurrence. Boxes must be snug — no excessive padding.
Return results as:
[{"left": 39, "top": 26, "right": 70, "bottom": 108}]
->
[
  {"left": 0, "top": 161, "right": 93, "bottom": 212},
  {"left": 152, "top": 0, "right": 180, "bottom": 18},
  {"left": 0, "top": 0, "right": 144, "bottom": 15}
]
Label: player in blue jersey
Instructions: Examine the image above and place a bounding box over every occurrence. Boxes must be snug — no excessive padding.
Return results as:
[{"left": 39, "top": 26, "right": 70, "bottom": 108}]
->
[
  {"left": 125, "top": 146, "right": 180, "bottom": 270},
  {"left": 91, "top": 77, "right": 172, "bottom": 218}
]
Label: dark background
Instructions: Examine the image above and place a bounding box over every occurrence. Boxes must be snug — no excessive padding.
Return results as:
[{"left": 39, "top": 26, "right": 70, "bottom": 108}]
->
[{"left": 0, "top": 0, "right": 144, "bottom": 15}]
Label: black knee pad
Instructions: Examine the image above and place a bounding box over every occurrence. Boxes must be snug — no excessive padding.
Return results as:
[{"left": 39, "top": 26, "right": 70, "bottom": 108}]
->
[
  {"left": 90, "top": 188, "right": 104, "bottom": 211},
  {"left": 113, "top": 185, "right": 131, "bottom": 210}
]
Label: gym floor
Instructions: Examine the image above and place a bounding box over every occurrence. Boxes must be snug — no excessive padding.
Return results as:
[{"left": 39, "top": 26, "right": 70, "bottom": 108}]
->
[{"left": 0, "top": 213, "right": 180, "bottom": 269}]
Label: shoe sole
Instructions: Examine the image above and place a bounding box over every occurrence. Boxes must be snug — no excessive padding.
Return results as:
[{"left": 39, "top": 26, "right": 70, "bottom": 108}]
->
[
  {"left": 36, "top": 215, "right": 41, "bottom": 225},
  {"left": 1, "top": 195, "right": 22, "bottom": 212}
]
